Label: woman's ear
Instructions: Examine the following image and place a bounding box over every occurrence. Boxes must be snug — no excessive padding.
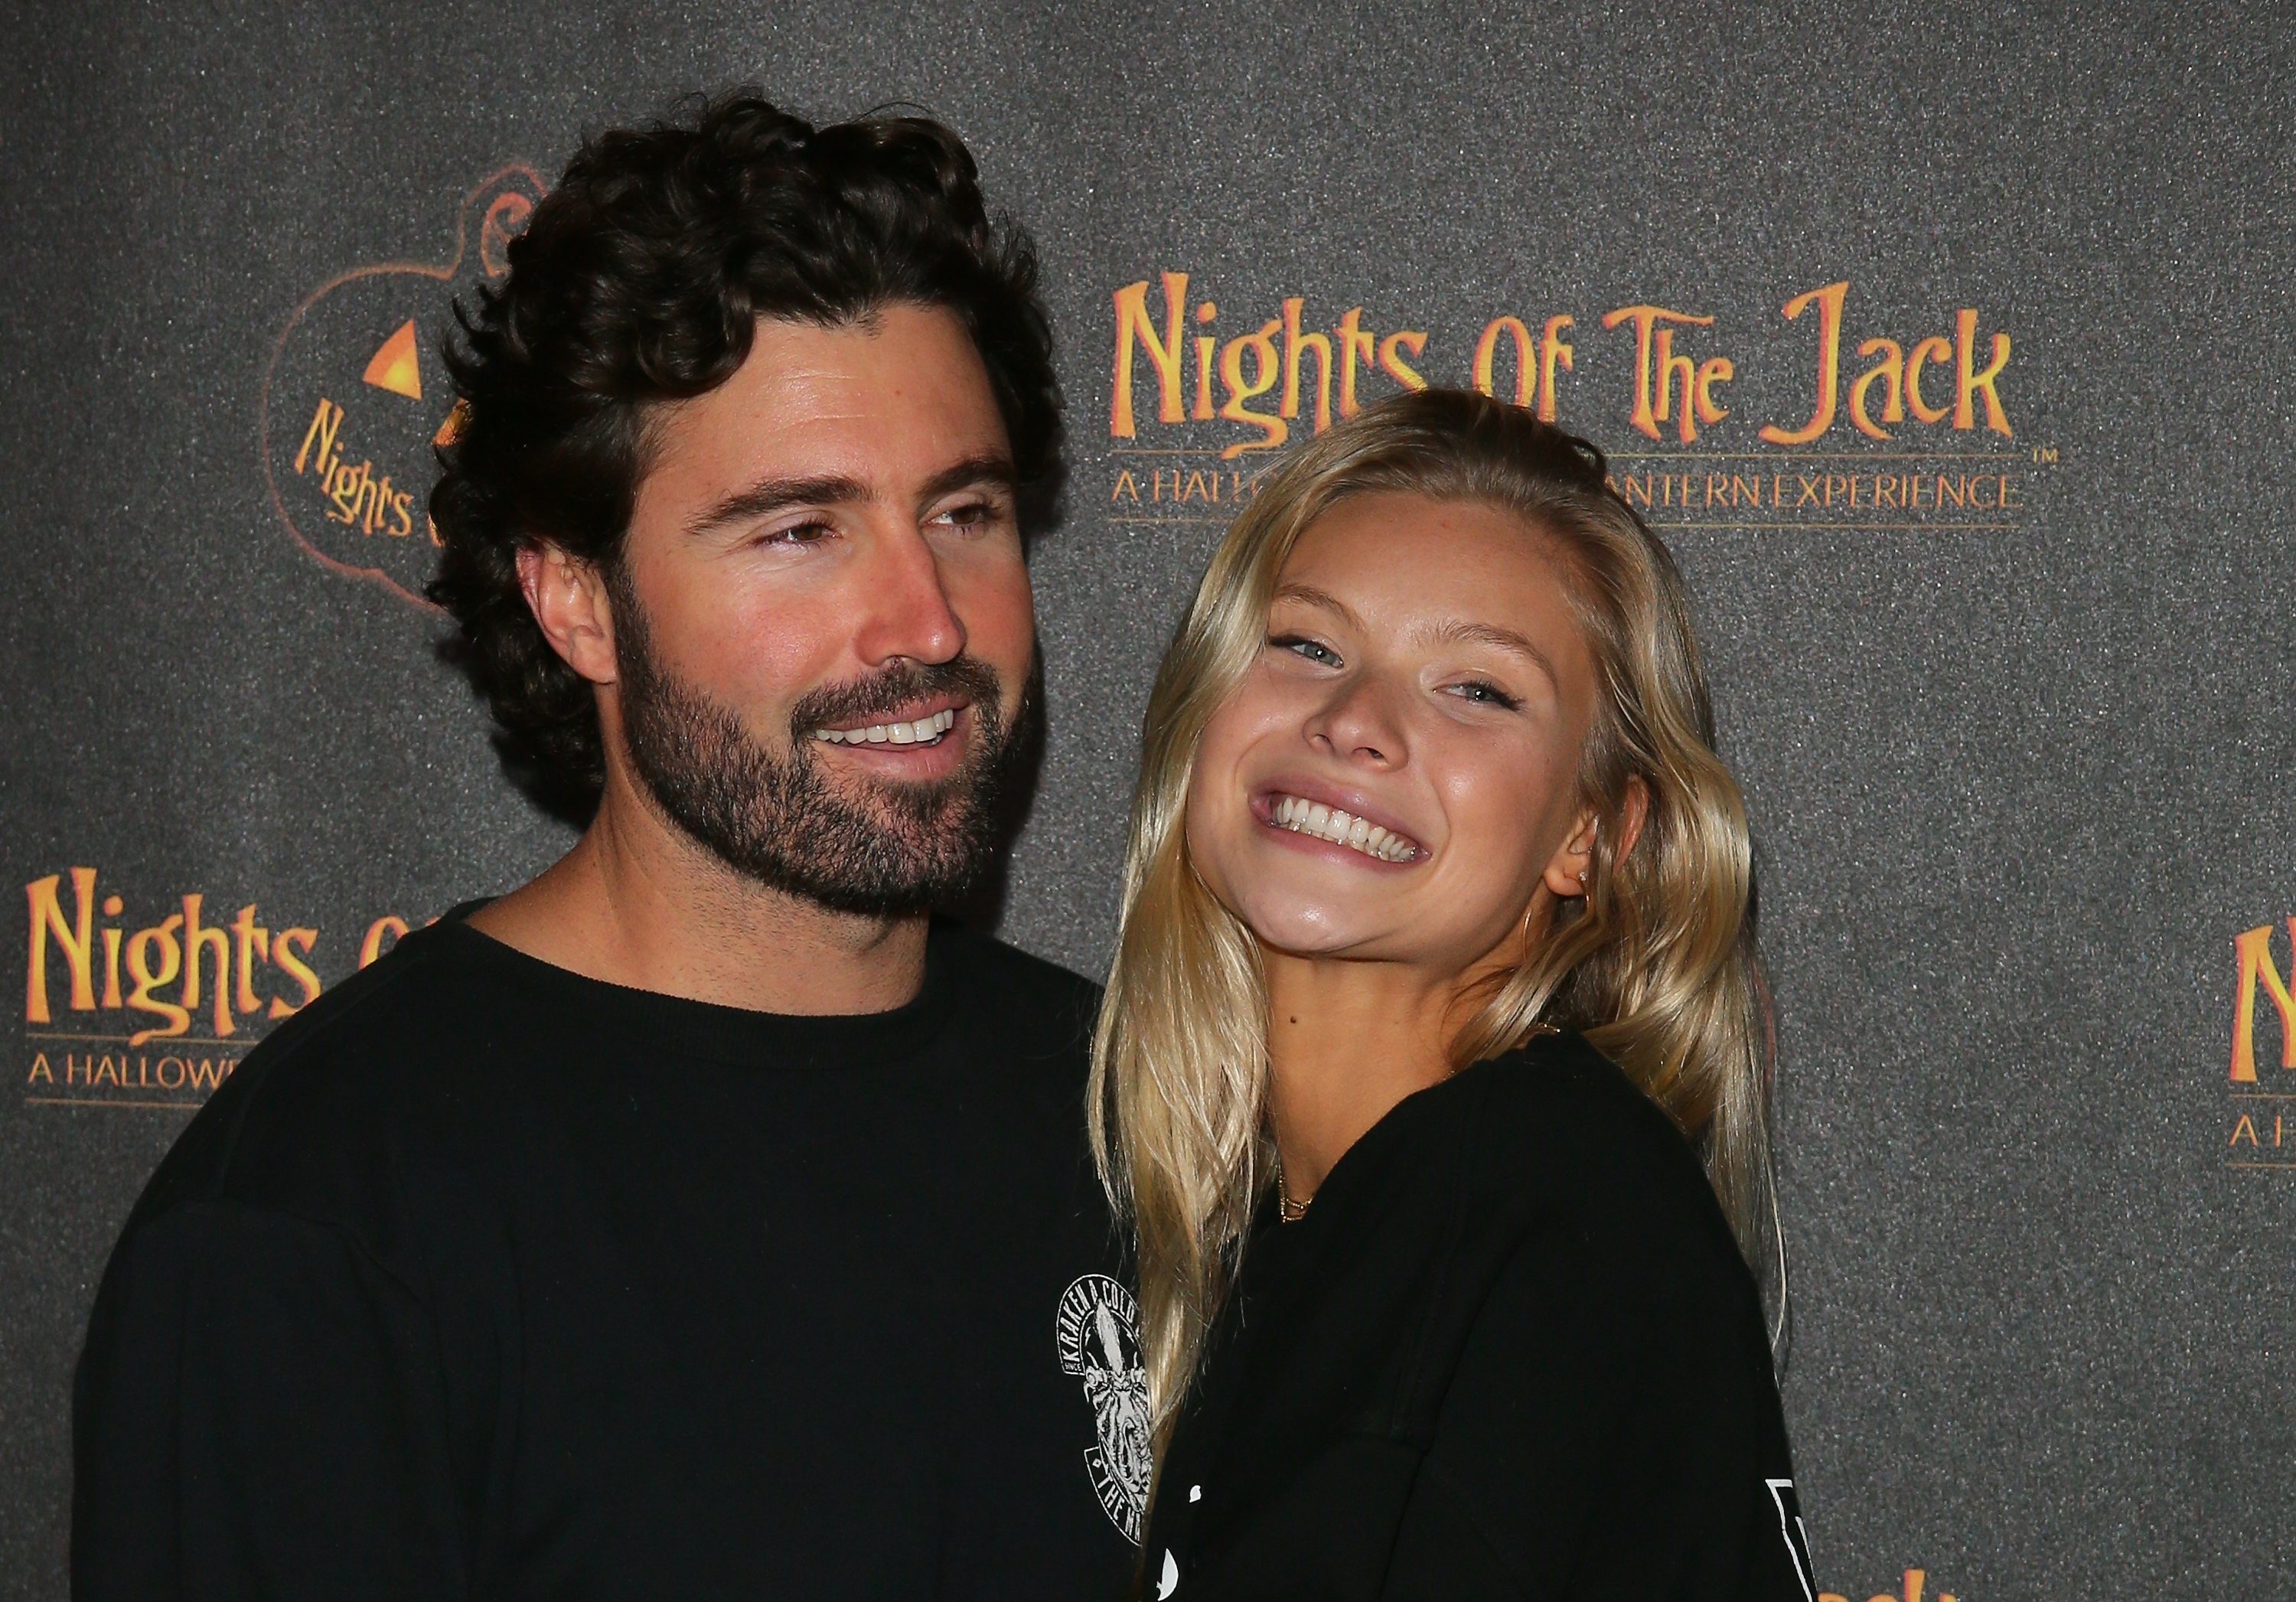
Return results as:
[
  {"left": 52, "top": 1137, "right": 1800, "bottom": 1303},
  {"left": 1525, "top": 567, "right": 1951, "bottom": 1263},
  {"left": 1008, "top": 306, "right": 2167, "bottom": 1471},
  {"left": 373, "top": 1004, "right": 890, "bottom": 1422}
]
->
[
  {"left": 1540, "top": 778, "right": 1650, "bottom": 898},
  {"left": 517, "top": 542, "right": 620, "bottom": 685},
  {"left": 1613, "top": 777, "right": 1650, "bottom": 860}
]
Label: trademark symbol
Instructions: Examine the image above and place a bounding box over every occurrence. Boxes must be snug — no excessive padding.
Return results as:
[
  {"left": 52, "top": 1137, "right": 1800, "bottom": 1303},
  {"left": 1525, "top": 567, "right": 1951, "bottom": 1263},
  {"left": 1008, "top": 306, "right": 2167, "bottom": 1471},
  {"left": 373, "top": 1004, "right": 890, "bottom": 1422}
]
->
[{"left": 2031, "top": 445, "right": 2059, "bottom": 463}]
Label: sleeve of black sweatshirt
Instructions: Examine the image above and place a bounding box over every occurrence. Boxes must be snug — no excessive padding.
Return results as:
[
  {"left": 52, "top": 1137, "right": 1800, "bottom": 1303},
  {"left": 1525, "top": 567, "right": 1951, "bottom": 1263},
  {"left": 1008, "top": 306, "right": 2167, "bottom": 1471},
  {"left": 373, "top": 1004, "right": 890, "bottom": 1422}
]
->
[
  {"left": 72, "top": 1199, "right": 468, "bottom": 1602},
  {"left": 1383, "top": 1228, "right": 1812, "bottom": 1602}
]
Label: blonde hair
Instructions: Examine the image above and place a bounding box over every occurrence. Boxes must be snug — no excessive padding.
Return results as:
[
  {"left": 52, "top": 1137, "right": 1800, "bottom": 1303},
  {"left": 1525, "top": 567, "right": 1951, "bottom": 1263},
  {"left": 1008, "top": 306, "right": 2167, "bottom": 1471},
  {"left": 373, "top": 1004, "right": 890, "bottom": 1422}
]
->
[{"left": 1089, "top": 388, "right": 1777, "bottom": 1441}]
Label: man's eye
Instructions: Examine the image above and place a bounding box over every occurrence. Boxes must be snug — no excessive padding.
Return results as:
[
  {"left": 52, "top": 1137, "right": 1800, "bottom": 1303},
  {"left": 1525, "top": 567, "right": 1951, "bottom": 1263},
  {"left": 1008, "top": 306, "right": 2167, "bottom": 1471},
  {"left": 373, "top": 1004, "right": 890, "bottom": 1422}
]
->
[
  {"left": 1270, "top": 634, "right": 1342, "bottom": 668},
  {"left": 763, "top": 519, "right": 835, "bottom": 546},
  {"left": 1446, "top": 680, "right": 1521, "bottom": 710},
  {"left": 932, "top": 500, "right": 1000, "bottom": 530}
]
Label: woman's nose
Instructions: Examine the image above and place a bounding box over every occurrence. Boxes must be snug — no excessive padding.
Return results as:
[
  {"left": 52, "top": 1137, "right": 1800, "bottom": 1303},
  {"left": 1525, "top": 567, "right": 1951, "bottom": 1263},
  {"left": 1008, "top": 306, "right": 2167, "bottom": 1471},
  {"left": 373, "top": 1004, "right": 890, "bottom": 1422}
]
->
[{"left": 1305, "top": 672, "right": 1407, "bottom": 767}]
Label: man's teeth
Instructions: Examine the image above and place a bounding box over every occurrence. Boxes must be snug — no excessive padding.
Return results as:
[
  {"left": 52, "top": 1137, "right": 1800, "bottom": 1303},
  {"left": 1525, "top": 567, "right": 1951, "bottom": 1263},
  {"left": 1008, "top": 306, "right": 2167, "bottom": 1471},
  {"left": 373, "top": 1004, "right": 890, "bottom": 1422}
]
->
[
  {"left": 1268, "top": 794, "right": 1418, "bottom": 861},
  {"left": 813, "top": 708, "right": 958, "bottom": 746}
]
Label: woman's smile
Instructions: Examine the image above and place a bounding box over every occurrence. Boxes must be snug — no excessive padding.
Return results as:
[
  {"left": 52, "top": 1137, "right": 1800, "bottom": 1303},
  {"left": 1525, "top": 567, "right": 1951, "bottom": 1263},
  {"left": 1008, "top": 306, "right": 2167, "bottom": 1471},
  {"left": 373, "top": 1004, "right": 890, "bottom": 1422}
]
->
[{"left": 1251, "top": 782, "right": 1426, "bottom": 863}]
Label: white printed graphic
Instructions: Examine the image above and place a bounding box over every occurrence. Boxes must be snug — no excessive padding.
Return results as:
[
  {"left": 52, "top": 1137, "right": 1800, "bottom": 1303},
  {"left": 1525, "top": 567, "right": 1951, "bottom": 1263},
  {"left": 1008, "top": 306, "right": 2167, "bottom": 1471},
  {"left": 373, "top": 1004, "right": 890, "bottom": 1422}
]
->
[
  {"left": 1057, "top": 1273, "right": 1152, "bottom": 1543},
  {"left": 1766, "top": 1478, "right": 1816, "bottom": 1602},
  {"left": 1156, "top": 1548, "right": 1180, "bottom": 1597}
]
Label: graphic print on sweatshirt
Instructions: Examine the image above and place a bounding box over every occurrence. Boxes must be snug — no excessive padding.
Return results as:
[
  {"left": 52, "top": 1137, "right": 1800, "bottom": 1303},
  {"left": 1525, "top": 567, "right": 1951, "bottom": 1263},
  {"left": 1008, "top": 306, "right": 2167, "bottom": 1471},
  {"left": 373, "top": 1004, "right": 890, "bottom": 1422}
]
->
[
  {"left": 1766, "top": 1478, "right": 1817, "bottom": 1602},
  {"left": 1057, "top": 1273, "right": 1152, "bottom": 1542}
]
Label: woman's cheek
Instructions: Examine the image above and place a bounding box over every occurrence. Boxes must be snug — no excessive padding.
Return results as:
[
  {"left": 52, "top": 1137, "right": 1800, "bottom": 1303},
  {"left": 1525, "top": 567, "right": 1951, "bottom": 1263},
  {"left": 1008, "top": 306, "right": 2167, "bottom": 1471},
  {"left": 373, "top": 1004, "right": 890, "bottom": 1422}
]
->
[
  {"left": 1180, "top": 771, "right": 1222, "bottom": 866},
  {"left": 1182, "top": 755, "right": 1251, "bottom": 910},
  {"left": 1440, "top": 740, "right": 1556, "bottom": 887},
  {"left": 1227, "top": 670, "right": 1302, "bottom": 742}
]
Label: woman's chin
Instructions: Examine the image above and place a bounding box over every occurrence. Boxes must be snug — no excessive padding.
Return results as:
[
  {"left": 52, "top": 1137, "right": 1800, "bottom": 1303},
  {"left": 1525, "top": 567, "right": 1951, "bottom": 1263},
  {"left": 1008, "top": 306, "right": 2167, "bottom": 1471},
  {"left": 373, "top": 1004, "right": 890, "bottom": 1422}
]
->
[{"left": 1232, "top": 902, "right": 1400, "bottom": 961}]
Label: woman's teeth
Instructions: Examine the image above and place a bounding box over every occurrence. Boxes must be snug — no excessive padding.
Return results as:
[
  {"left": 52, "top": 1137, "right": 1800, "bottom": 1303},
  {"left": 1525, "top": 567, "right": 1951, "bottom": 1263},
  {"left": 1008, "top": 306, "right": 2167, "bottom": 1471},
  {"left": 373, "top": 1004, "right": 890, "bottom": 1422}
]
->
[
  {"left": 1267, "top": 794, "right": 1419, "bottom": 861},
  {"left": 813, "top": 708, "right": 957, "bottom": 746}
]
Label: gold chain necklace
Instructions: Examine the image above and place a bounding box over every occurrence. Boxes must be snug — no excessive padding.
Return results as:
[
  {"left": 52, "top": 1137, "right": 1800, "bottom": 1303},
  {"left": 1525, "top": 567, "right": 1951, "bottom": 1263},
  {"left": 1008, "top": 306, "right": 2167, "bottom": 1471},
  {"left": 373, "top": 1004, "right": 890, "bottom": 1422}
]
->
[{"left": 1276, "top": 1166, "right": 1313, "bottom": 1222}]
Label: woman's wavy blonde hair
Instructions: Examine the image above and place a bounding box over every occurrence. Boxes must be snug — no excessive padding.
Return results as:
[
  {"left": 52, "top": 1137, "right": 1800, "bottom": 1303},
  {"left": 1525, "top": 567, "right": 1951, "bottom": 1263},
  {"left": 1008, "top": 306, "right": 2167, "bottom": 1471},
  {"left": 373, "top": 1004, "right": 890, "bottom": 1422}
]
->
[{"left": 1089, "top": 388, "right": 1779, "bottom": 1440}]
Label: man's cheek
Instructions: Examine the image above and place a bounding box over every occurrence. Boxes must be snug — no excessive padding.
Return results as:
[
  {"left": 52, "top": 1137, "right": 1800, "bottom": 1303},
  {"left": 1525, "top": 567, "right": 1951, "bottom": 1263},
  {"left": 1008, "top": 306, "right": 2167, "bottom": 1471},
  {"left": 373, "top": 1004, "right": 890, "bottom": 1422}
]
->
[
  {"left": 718, "top": 605, "right": 838, "bottom": 697},
  {"left": 956, "top": 563, "right": 1035, "bottom": 657}
]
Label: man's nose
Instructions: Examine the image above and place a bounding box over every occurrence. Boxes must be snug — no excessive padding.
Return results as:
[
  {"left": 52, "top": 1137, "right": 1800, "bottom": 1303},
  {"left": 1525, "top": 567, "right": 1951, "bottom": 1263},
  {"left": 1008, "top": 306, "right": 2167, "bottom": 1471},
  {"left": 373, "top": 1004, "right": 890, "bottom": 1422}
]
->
[
  {"left": 1306, "top": 670, "right": 1407, "bottom": 767},
  {"left": 849, "top": 520, "right": 967, "bottom": 667}
]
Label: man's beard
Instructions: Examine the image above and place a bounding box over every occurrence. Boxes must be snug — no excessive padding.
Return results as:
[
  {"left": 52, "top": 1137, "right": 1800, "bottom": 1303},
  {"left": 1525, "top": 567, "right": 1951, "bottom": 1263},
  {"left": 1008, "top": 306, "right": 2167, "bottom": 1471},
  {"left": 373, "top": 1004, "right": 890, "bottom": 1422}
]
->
[{"left": 612, "top": 582, "right": 1040, "bottom": 918}]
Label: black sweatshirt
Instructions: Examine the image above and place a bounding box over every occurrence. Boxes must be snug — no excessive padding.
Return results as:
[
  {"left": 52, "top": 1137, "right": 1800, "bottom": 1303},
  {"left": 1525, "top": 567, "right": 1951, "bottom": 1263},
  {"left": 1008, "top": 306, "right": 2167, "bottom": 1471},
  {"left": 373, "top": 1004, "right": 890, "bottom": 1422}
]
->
[
  {"left": 72, "top": 912, "right": 1144, "bottom": 1601},
  {"left": 1142, "top": 1032, "right": 1813, "bottom": 1602}
]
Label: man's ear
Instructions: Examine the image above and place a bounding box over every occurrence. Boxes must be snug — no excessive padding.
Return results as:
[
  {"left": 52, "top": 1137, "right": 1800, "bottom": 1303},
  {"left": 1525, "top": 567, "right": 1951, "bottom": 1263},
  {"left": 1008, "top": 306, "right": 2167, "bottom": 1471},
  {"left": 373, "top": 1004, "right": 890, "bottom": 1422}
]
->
[
  {"left": 1541, "top": 778, "right": 1651, "bottom": 899},
  {"left": 516, "top": 543, "right": 619, "bottom": 686}
]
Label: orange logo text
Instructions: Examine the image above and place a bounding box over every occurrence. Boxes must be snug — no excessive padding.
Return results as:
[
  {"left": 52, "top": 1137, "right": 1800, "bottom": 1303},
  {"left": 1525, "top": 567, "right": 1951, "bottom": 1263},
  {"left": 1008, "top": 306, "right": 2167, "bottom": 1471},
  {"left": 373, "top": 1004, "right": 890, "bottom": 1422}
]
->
[
  {"left": 1110, "top": 272, "right": 2014, "bottom": 458},
  {"left": 2230, "top": 917, "right": 2295, "bottom": 1082},
  {"left": 1821, "top": 1568, "right": 1958, "bottom": 1602},
  {"left": 24, "top": 866, "right": 416, "bottom": 1049}
]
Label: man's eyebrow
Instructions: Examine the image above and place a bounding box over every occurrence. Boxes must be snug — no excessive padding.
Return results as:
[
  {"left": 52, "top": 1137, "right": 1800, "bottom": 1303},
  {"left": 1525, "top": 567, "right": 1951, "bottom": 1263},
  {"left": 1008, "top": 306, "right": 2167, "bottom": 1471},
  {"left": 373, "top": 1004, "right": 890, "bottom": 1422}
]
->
[
  {"left": 1431, "top": 618, "right": 1561, "bottom": 687},
  {"left": 682, "top": 473, "right": 869, "bottom": 540},
  {"left": 680, "top": 455, "right": 1018, "bottom": 540},
  {"left": 915, "top": 453, "right": 1019, "bottom": 503}
]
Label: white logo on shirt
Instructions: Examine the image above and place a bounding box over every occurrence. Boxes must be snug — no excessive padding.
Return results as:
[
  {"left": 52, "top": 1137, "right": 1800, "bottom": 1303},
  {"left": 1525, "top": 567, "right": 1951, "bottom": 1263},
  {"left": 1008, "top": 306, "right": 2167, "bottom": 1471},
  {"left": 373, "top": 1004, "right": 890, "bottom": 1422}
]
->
[
  {"left": 1057, "top": 1273, "right": 1151, "bottom": 1543},
  {"left": 1766, "top": 1478, "right": 1816, "bottom": 1602}
]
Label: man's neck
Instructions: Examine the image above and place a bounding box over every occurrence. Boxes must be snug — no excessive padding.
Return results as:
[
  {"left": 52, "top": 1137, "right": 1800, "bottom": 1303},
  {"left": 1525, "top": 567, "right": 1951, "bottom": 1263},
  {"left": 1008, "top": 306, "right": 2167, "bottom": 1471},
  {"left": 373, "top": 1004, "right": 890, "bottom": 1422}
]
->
[{"left": 467, "top": 776, "right": 930, "bottom": 1016}]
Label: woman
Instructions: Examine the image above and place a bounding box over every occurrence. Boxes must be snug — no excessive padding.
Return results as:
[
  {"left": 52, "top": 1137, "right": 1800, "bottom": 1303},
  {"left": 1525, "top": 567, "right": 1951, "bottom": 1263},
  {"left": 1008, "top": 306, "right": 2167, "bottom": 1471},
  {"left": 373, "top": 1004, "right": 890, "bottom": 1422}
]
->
[{"left": 1091, "top": 389, "right": 1810, "bottom": 1600}]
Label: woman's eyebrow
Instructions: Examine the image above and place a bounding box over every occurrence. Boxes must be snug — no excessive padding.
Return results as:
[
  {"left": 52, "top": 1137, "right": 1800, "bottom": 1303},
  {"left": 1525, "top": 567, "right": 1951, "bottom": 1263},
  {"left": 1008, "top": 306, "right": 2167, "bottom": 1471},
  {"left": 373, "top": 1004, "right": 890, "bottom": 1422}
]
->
[
  {"left": 1428, "top": 618, "right": 1561, "bottom": 689},
  {"left": 1275, "top": 583, "right": 1562, "bottom": 690},
  {"left": 1270, "top": 582, "right": 1368, "bottom": 632}
]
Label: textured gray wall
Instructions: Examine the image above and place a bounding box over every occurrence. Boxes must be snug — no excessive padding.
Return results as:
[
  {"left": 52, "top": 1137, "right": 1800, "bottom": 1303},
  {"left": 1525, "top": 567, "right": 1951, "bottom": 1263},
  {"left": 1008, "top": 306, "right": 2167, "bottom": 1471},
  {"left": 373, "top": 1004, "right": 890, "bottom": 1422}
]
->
[{"left": 3, "top": 2, "right": 2290, "bottom": 1597}]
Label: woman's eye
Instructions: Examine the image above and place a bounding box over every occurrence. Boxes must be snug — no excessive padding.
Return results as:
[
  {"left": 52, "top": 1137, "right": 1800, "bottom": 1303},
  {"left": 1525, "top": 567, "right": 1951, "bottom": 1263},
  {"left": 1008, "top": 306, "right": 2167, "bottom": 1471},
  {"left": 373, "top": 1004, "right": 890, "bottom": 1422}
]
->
[
  {"left": 1446, "top": 680, "right": 1521, "bottom": 710},
  {"left": 1270, "top": 634, "right": 1342, "bottom": 668}
]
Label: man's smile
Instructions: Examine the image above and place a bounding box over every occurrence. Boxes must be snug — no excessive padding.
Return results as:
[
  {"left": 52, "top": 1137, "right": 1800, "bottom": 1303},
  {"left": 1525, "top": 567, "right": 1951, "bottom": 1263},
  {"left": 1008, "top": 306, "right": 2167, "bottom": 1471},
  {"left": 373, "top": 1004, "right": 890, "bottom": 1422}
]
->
[{"left": 810, "top": 706, "right": 960, "bottom": 746}]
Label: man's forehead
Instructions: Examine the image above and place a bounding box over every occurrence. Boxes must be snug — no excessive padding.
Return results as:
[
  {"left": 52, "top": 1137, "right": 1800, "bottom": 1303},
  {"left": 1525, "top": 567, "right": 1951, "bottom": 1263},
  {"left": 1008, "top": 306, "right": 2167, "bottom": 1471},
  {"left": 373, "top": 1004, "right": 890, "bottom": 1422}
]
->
[
  {"left": 657, "top": 306, "right": 1009, "bottom": 490},
  {"left": 745, "top": 305, "right": 992, "bottom": 411},
  {"left": 643, "top": 305, "right": 1010, "bottom": 500}
]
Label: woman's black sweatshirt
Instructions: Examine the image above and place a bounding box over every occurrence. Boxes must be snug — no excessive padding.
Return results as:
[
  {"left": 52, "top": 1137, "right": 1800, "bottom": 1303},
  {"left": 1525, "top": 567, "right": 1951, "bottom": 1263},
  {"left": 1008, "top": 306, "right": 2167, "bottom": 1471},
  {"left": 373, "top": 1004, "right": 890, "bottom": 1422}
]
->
[{"left": 1140, "top": 1031, "right": 1814, "bottom": 1602}]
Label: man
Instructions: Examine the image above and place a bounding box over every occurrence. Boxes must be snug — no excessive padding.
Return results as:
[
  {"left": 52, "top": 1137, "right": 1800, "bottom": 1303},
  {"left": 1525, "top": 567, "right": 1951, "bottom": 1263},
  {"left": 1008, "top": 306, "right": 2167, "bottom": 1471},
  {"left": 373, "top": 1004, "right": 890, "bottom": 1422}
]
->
[{"left": 73, "top": 94, "right": 1146, "bottom": 1600}]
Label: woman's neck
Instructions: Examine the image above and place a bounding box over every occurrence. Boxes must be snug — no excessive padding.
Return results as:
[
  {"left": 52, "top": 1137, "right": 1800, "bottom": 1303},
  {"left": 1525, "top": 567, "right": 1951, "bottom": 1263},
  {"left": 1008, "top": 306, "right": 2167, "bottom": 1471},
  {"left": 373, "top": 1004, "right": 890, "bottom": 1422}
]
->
[{"left": 1262, "top": 951, "right": 1465, "bottom": 1203}]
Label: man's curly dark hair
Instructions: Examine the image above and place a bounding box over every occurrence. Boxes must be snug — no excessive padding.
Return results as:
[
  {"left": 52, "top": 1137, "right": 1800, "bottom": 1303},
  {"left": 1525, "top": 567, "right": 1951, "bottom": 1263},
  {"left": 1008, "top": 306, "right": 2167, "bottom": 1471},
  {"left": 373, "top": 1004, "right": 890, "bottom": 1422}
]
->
[{"left": 427, "top": 92, "right": 1062, "bottom": 821}]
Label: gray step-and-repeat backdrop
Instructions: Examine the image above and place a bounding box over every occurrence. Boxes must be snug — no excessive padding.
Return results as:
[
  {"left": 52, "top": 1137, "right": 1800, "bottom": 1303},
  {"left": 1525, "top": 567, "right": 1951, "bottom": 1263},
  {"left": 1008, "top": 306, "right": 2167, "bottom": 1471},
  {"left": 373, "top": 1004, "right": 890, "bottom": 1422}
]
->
[{"left": 3, "top": 2, "right": 2288, "bottom": 1596}]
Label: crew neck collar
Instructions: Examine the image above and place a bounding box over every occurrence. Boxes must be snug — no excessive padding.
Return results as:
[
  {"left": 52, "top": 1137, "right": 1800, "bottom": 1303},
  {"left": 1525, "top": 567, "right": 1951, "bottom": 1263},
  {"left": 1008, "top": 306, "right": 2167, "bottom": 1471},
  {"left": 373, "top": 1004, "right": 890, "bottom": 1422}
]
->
[
  {"left": 1254, "top": 1042, "right": 1565, "bottom": 1246},
  {"left": 414, "top": 902, "right": 958, "bottom": 1068}
]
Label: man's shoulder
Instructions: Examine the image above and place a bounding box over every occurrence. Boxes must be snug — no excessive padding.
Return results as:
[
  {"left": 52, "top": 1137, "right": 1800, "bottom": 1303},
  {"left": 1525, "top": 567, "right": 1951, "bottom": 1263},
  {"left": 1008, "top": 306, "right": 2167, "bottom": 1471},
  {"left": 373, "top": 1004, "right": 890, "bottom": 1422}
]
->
[{"left": 127, "top": 919, "right": 508, "bottom": 1228}]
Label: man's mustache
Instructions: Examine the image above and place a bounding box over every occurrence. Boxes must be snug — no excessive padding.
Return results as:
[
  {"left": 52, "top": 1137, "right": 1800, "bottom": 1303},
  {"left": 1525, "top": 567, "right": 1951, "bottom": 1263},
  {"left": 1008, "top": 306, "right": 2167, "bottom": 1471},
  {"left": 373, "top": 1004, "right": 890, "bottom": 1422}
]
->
[{"left": 788, "top": 656, "right": 1005, "bottom": 737}]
